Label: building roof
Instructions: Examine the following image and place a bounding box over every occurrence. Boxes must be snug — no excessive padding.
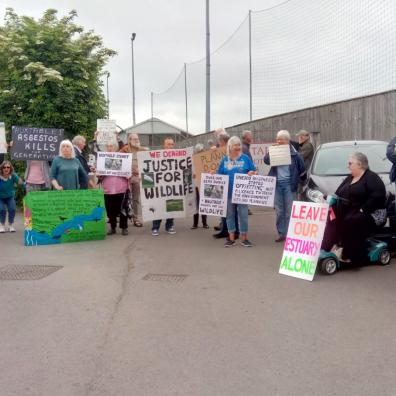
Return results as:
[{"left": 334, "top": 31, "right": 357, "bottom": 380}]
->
[{"left": 124, "top": 117, "right": 190, "bottom": 136}]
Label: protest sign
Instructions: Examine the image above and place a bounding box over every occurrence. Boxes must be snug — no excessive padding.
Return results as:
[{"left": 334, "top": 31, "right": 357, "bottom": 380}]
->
[
  {"left": 0, "top": 122, "right": 6, "bottom": 154},
  {"left": 232, "top": 174, "right": 276, "bottom": 207},
  {"left": 96, "top": 152, "right": 132, "bottom": 177},
  {"left": 138, "top": 147, "right": 196, "bottom": 222},
  {"left": 250, "top": 143, "right": 271, "bottom": 175},
  {"left": 192, "top": 147, "right": 226, "bottom": 189},
  {"left": 279, "top": 201, "right": 329, "bottom": 281},
  {"left": 24, "top": 189, "right": 106, "bottom": 246},
  {"left": 11, "top": 126, "right": 64, "bottom": 161},
  {"left": 268, "top": 144, "right": 291, "bottom": 166},
  {"left": 97, "top": 119, "right": 117, "bottom": 144},
  {"left": 199, "top": 173, "right": 229, "bottom": 217}
]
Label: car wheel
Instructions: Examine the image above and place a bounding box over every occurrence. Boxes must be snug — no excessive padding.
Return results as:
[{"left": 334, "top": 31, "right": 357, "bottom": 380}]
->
[
  {"left": 320, "top": 258, "right": 338, "bottom": 275},
  {"left": 378, "top": 249, "right": 391, "bottom": 265}
]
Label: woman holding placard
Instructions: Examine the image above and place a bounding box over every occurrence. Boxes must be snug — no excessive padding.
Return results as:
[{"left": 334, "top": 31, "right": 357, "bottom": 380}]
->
[
  {"left": 50, "top": 140, "right": 88, "bottom": 191},
  {"left": 264, "top": 130, "right": 306, "bottom": 243},
  {"left": 217, "top": 136, "right": 256, "bottom": 247}
]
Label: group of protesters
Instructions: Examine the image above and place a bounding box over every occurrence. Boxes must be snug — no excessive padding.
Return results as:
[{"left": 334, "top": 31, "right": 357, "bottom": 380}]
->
[{"left": 0, "top": 126, "right": 313, "bottom": 246}]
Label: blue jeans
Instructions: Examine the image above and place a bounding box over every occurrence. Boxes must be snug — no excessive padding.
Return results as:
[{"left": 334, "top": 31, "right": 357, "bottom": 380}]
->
[
  {"left": 152, "top": 218, "right": 174, "bottom": 231},
  {"left": 0, "top": 196, "right": 16, "bottom": 225},
  {"left": 274, "top": 180, "right": 296, "bottom": 237},
  {"left": 226, "top": 202, "right": 248, "bottom": 234}
]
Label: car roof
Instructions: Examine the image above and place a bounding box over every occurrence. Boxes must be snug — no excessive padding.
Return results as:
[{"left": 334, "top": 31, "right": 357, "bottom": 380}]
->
[{"left": 319, "top": 140, "right": 387, "bottom": 149}]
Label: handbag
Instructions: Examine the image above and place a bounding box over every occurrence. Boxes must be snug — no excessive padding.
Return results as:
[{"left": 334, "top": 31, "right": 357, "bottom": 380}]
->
[{"left": 371, "top": 208, "right": 387, "bottom": 226}]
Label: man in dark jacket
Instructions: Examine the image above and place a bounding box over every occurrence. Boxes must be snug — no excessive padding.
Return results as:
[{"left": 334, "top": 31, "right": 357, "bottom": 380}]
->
[
  {"left": 296, "top": 130, "right": 314, "bottom": 170},
  {"left": 241, "top": 130, "right": 253, "bottom": 160},
  {"left": 72, "top": 135, "right": 90, "bottom": 189},
  {"left": 386, "top": 137, "right": 396, "bottom": 210},
  {"left": 264, "top": 130, "right": 306, "bottom": 242}
]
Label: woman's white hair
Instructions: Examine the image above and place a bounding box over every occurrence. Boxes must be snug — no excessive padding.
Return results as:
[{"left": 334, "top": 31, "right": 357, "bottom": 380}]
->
[
  {"left": 59, "top": 139, "right": 75, "bottom": 158},
  {"left": 350, "top": 152, "right": 369, "bottom": 170},
  {"left": 277, "top": 130, "right": 291, "bottom": 141},
  {"left": 227, "top": 136, "right": 241, "bottom": 156}
]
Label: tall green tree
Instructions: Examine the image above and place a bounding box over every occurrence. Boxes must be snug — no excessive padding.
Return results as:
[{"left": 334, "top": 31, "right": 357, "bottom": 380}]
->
[{"left": 0, "top": 8, "right": 116, "bottom": 139}]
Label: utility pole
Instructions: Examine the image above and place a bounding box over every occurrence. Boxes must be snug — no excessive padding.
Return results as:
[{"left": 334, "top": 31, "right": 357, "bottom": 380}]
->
[
  {"left": 131, "top": 33, "right": 136, "bottom": 125},
  {"left": 205, "top": 0, "right": 211, "bottom": 132},
  {"left": 249, "top": 10, "right": 253, "bottom": 121},
  {"left": 184, "top": 63, "right": 189, "bottom": 132},
  {"left": 106, "top": 72, "right": 110, "bottom": 118}
]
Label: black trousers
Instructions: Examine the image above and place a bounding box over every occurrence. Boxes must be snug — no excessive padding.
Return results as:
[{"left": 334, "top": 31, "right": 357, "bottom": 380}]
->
[
  {"left": 322, "top": 210, "right": 374, "bottom": 262},
  {"left": 104, "top": 193, "right": 128, "bottom": 230}
]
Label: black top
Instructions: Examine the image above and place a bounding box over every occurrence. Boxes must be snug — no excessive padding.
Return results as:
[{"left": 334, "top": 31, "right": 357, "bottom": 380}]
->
[{"left": 335, "top": 169, "right": 386, "bottom": 216}]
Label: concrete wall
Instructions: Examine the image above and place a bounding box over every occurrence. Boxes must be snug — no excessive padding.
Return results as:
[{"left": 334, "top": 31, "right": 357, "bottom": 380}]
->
[{"left": 177, "top": 90, "right": 396, "bottom": 148}]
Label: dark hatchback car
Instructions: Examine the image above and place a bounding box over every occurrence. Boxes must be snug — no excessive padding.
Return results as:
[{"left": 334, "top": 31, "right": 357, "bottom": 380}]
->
[{"left": 302, "top": 140, "right": 393, "bottom": 203}]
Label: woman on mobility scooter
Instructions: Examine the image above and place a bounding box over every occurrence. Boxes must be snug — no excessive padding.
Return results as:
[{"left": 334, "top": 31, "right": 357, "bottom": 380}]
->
[{"left": 322, "top": 152, "right": 387, "bottom": 266}]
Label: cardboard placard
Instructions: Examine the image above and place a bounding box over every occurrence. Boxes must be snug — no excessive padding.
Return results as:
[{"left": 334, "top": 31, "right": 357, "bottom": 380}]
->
[
  {"left": 269, "top": 145, "right": 291, "bottom": 166},
  {"left": 231, "top": 174, "right": 276, "bottom": 207},
  {"left": 97, "top": 119, "right": 117, "bottom": 145},
  {"left": 199, "top": 173, "right": 229, "bottom": 217},
  {"left": 96, "top": 152, "right": 132, "bottom": 177},
  {"left": 138, "top": 147, "right": 196, "bottom": 222},
  {"left": 24, "top": 189, "right": 106, "bottom": 246},
  {"left": 11, "top": 126, "right": 64, "bottom": 161},
  {"left": 279, "top": 201, "right": 329, "bottom": 281},
  {"left": 192, "top": 147, "right": 226, "bottom": 189},
  {"left": 0, "top": 122, "right": 6, "bottom": 154}
]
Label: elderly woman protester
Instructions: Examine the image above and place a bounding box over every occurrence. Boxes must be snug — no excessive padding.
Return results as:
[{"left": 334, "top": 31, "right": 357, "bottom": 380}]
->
[
  {"left": 323, "top": 152, "right": 386, "bottom": 263},
  {"left": 119, "top": 133, "right": 148, "bottom": 227},
  {"left": 264, "top": 130, "right": 306, "bottom": 242},
  {"left": 0, "top": 161, "right": 24, "bottom": 233},
  {"left": 50, "top": 140, "right": 88, "bottom": 191},
  {"left": 99, "top": 143, "right": 130, "bottom": 236},
  {"left": 217, "top": 136, "right": 257, "bottom": 247}
]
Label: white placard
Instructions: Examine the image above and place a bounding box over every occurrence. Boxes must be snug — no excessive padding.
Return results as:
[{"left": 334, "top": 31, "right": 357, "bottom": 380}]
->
[
  {"left": 279, "top": 201, "right": 329, "bottom": 281},
  {"left": 138, "top": 147, "right": 196, "bottom": 222},
  {"left": 250, "top": 143, "right": 271, "bottom": 175},
  {"left": 0, "top": 122, "right": 6, "bottom": 154},
  {"left": 199, "top": 173, "right": 229, "bottom": 217},
  {"left": 97, "top": 119, "right": 117, "bottom": 145},
  {"left": 269, "top": 144, "right": 291, "bottom": 166},
  {"left": 231, "top": 174, "right": 276, "bottom": 207},
  {"left": 96, "top": 152, "right": 132, "bottom": 177}
]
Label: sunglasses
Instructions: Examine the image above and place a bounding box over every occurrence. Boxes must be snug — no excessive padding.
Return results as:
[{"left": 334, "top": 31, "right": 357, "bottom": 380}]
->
[{"left": 2, "top": 166, "right": 11, "bottom": 169}]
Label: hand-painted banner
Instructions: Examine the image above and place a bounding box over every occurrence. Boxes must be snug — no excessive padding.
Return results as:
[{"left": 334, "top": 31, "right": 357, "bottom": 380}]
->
[
  {"left": 192, "top": 147, "right": 226, "bottom": 189},
  {"left": 199, "top": 173, "right": 229, "bottom": 217},
  {"left": 250, "top": 143, "right": 271, "bottom": 175},
  {"left": 279, "top": 201, "right": 329, "bottom": 281},
  {"left": 0, "top": 122, "right": 6, "bottom": 154},
  {"left": 231, "top": 174, "right": 276, "bottom": 207},
  {"left": 96, "top": 152, "right": 132, "bottom": 177},
  {"left": 137, "top": 147, "right": 196, "bottom": 222},
  {"left": 97, "top": 119, "right": 117, "bottom": 145},
  {"left": 11, "top": 126, "right": 64, "bottom": 161},
  {"left": 268, "top": 144, "right": 291, "bottom": 166},
  {"left": 24, "top": 189, "right": 106, "bottom": 246}
]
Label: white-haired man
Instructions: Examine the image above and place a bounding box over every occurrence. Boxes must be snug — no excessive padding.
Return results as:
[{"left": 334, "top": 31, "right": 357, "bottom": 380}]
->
[
  {"left": 72, "top": 135, "right": 90, "bottom": 189},
  {"left": 241, "top": 130, "right": 253, "bottom": 160},
  {"left": 264, "top": 130, "right": 306, "bottom": 242}
]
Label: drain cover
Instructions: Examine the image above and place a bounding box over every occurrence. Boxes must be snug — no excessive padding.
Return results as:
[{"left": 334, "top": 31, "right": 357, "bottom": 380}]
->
[
  {"left": 142, "top": 274, "right": 188, "bottom": 282},
  {"left": 0, "top": 265, "right": 63, "bottom": 280}
]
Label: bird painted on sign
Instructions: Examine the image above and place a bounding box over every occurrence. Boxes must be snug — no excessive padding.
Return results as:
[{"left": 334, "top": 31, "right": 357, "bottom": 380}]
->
[{"left": 59, "top": 216, "right": 68, "bottom": 221}]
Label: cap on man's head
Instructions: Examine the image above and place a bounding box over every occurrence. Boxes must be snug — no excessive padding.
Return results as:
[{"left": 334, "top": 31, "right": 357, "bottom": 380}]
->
[{"left": 296, "top": 129, "right": 310, "bottom": 137}]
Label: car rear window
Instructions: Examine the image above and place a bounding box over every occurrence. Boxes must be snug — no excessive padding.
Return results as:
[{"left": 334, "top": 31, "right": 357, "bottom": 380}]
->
[{"left": 312, "top": 143, "right": 391, "bottom": 176}]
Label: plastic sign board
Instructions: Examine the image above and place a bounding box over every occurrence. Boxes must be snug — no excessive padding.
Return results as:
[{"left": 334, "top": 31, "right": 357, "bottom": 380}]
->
[
  {"left": 269, "top": 144, "right": 291, "bottom": 166},
  {"left": 199, "top": 173, "right": 229, "bottom": 217},
  {"left": 96, "top": 152, "right": 132, "bottom": 177},
  {"left": 97, "top": 119, "right": 117, "bottom": 145},
  {"left": 279, "top": 201, "right": 329, "bottom": 281}
]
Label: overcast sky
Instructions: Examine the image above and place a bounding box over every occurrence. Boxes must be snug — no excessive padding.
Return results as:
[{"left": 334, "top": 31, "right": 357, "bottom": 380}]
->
[
  {"left": 1, "top": 0, "right": 285, "bottom": 132},
  {"left": 2, "top": 1, "right": 395, "bottom": 134}
]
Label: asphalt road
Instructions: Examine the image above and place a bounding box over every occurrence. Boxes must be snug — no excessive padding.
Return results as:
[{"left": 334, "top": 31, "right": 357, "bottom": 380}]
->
[{"left": 1, "top": 209, "right": 396, "bottom": 396}]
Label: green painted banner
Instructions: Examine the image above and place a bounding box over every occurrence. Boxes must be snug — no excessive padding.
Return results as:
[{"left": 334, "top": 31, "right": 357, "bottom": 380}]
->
[{"left": 24, "top": 190, "right": 106, "bottom": 246}]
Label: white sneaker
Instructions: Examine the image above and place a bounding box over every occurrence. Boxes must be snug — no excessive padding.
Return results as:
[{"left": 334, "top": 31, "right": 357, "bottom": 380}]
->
[
  {"left": 0, "top": 225, "right": 5, "bottom": 233},
  {"left": 166, "top": 227, "right": 176, "bottom": 235},
  {"left": 9, "top": 225, "right": 15, "bottom": 232},
  {"left": 152, "top": 229, "right": 159, "bottom": 236}
]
